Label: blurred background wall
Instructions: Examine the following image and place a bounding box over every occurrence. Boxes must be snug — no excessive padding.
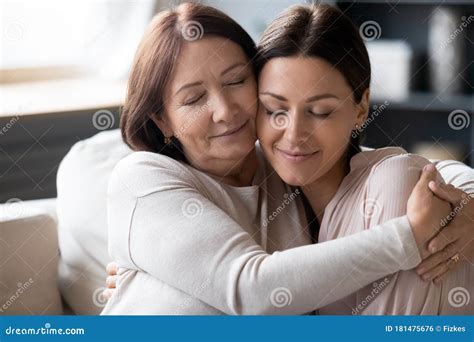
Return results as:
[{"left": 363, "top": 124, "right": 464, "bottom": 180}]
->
[{"left": 0, "top": 0, "right": 472, "bottom": 202}]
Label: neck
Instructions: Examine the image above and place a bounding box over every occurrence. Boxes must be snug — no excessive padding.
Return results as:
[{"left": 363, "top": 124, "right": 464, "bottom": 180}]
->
[
  {"left": 215, "top": 148, "right": 259, "bottom": 187},
  {"left": 301, "top": 153, "right": 351, "bottom": 223}
]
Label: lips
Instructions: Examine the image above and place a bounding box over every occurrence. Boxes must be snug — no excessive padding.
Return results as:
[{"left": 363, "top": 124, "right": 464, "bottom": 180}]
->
[
  {"left": 277, "top": 148, "right": 316, "bottom": 157},
  {"left": 212, "top": 120, "right": 248, "bottom": 138},
  {"left": 276, "top": 148, "right": 319, "bottom": 162}
]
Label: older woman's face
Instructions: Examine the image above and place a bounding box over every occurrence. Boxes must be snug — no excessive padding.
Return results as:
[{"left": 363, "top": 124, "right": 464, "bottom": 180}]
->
[
  {"left": 158, "top": 37, "right": 258, "bottom": 177},
  {"left": 256, "top": 56, "right": 369, "bottom": 186}
]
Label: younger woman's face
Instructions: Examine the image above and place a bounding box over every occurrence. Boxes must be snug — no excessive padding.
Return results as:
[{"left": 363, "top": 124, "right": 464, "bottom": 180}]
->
[{"left": 256, "top": 56, "right": 369, "bottom": 186}]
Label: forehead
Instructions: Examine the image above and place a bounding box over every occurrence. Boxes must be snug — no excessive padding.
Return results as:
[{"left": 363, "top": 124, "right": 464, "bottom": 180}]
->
[
  {"left": 258, "top": 56, "right": 350, "bottom": 96},
  {"left": 169, "top": 36, "right": 249, "bottom": 88}
]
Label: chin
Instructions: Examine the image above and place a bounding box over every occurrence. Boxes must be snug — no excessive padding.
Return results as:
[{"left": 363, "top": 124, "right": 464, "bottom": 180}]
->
[
  {"left": 220, "top": 137, "right": 256, "bottom": 159},
  {"left": 278, "top": 170, "right": 307, "bottom": 187},
  {"left": 277, "top": 165, "right": 319, "bottom": 187}
]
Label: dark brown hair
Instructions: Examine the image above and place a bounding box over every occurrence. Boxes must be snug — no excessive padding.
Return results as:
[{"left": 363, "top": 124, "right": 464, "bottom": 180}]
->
[
  {"left": 121, "top": 2, "right": 257, "bottom": 162},
  {"left": 256, "top": 3, "right": 371, "bottom": 153}
]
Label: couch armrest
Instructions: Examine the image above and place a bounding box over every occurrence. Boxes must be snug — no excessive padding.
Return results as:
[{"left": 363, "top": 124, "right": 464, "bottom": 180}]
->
[{"left": 0, "top": 199, "right": 62, "bottom": 315}]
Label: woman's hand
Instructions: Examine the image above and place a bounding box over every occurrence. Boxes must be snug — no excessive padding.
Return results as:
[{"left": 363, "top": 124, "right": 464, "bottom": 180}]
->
[
  {"left": 102, "top": 262, "right": 118, "bottom": 300},
  {"left": 415, "top": 183, "right": 473, "bottom": 284},
  {"left": 407, "top": 164, "right": 452, "bottom": 259}
]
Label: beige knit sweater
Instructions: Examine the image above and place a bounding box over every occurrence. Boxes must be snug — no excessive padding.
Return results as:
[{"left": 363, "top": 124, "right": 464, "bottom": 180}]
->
[{"left": 101, "top": 146, "right": 428, "bottom": 315}]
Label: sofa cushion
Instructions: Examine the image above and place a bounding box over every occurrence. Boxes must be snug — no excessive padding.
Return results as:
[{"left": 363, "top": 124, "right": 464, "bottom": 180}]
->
[
  {"left": 0, "top": 207, "right": 63, "bottom": 315},
  {"left": 56, "top": 129, "right": 131, "bottom": 314}
]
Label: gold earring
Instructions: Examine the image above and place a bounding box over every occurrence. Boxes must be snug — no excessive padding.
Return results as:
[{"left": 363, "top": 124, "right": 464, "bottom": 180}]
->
[
  {"left": 164, "top": 136, "right": 172, "bottom": 144},
  {"left": 355, "top": 124, "right": 360, "bottom": 130}
]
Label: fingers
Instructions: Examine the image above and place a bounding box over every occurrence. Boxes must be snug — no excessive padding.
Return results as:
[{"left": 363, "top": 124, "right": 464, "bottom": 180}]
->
[
  {"left": 106, "top": 261, "right": 118, "bottom": 276},
  {"left": 416, "top": 164, "right": 437, "bottom": 190},
  {"left": 106, "top": 275, "right": 117, "bottom": 289},
  {"left": 433, "top": 263, "right": 457, "bottom": 285},
  {"left": 427, "top": 224, "right": 459, "bottom": 253},
  {"left": 425, "top": 257, "right": 459, "bottom": 285},
  {"left": 410, "top": 164, "right": 437, "bottom": 205},
  {"left": 416, "top": 241, "right": 459, "bottom": 276},
  {"left": 102, "top": 288, "right": 115, "bottom": 301},
  {"left": 428, "top": 181, "right": 466, "bottom": 206}
]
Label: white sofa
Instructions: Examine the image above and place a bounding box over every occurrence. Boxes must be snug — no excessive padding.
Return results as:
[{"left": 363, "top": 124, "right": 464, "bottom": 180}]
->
[
  {"left": 0, "top": 129, "right": 131, "bottom": 315},
  {"left": 1, "top": 129, "right": 472, "bottom": 315}
]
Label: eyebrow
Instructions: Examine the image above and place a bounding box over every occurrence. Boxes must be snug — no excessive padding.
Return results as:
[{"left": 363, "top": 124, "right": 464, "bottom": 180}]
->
[
  {"left": 260, "top": 92, "right": 339, "bottom": 102},
  {"left": 220, "top": 62, "right": 246, "bottom": 76},
  {"left": 175, "top": 81, "right": 203, "bottom": 95},
  {"left": 175, "top": 63, "right": 247, "bottom": 95}
]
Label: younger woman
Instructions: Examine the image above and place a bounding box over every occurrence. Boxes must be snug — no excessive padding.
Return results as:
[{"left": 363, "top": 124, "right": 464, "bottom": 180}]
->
[{"left": 256, "top": 4, "right": 473, "bottom": 314}]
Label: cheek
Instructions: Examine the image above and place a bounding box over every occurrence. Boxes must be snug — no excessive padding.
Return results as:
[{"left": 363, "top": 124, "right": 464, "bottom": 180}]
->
[
  {"left": 318, "top": 116, "right": 353, "bottom": 148},
  {"left": 256, "top": 112, "right": 278, "bottom": 150},
  {"left": 239, "top": 80, "right": 258, "bottom": 116},
  {"left": 173, "top": 110, "right": 212, "bottom": 148},
  {"left": 314, "top": 120, "right": 353, "bottom": 170}
]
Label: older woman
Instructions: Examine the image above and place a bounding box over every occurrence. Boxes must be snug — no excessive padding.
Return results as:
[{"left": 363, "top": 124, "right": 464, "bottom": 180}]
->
[{"left": 102, "top": 3, "right": 473, "bottom": 315}]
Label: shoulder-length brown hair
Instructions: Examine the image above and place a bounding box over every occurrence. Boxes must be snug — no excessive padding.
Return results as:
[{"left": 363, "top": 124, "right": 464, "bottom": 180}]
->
[
  {"left": 121, "top": 2, "right": 257, "bottom": 162},
  {"left": 256, "top": 3, "right": 371, "bottom": 154}
]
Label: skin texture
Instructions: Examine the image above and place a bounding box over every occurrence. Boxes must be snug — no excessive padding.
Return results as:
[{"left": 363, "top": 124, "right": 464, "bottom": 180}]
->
[
  {"left": 153, "top": 37, "right": 258, "bottom": 187},
  {"left": 257, "top": 56, "right": 369, "bottom": 220}
]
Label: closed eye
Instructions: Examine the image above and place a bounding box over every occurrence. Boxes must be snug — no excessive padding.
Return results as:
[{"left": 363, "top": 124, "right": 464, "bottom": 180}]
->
[
  {"left": 309, "top": 110, "right": 332, "bottom": 117},
  {"left": 183, "top": 93, "right": 205, "bottom": 106},
  {"left": 265, "top": 108, "right": 288, "bottom": 116},
  {"left": 225, "top": 78, "right": 245, "bottom": 86}
]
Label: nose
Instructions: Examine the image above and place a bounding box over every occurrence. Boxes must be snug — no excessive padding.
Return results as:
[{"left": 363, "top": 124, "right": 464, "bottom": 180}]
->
[
  {"left": 284, "top": 111, "right": 310, "bottom": 145},
  {"left": 210, "top": 90, "right": 237, "bottom": 124}
]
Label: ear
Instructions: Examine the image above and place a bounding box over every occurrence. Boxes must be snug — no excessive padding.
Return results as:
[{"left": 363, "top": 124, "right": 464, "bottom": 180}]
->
[
  {"left": 355, "top": 88, "right": 370, "bottom": 125},
  {"left": 150, "top": 113, "right": 173, "bottom": 138}
]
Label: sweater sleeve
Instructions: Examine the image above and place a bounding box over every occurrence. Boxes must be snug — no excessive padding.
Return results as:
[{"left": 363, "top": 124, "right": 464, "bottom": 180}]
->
[
  {"left": 107, "top": 152, "right": 422, "bottom": 315},
  {"left": 434, "top": 160, "right": 474, "bottom": 195},
  {"left": 359, "top": 154, "right": 448, "bottom": 315}
]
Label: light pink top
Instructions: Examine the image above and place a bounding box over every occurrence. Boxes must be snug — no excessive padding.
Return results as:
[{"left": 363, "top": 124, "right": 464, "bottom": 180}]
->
[{"left": 318, "top": 147, "right": 473, "bottom": 315}]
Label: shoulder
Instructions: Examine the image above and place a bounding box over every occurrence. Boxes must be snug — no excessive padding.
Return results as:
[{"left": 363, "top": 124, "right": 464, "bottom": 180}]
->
[
  {"left": 351, "top": 148, "right": 432, "bottom": 196},
  {"left": 357, "top": 149, "right": 432, "bottom": 217},
  {"left": 109, "top": 151, "right": 202, "bottom": 198},
  {"left": 371, "top": 152, "right": 430, "bottom": 179},
  {"left": 353, "top": 147, "right": 430, "bottom": 180},
  {"left": 434, "top": 160, "right": 474, "bottom": 194},
  {"left": 115, "top": 151, "right": 191, "bottom": 174}
]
